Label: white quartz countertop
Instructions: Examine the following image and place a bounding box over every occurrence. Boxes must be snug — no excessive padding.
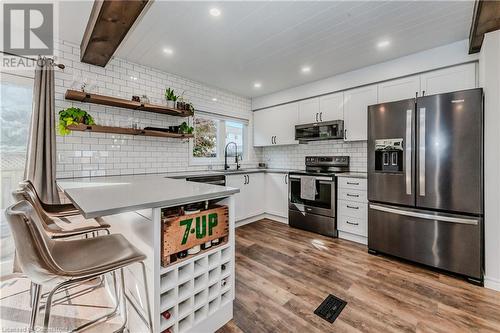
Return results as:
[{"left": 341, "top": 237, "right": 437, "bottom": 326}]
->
[{"left": 58, "top": 175, "right": 239, "bottom": 219}]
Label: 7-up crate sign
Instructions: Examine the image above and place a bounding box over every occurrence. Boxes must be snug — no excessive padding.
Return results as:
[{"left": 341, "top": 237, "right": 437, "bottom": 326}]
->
[
  {"left": 162, "top": 205, "right": 229, "bottom": 265},
  {"left": 179, "top": 213, "right": 219, "bottom": 245}
]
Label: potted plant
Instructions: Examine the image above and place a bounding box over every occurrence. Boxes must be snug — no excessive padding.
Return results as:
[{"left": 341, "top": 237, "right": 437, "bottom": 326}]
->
[
  {"left": 58, "top": 107, "right": 95, "bottom": 136},
  {"left": 165, "top": 88, "right": 177, "bottom": 108},
  {"left": 179, "top": 121, "right": 194, "bottom": 135}
]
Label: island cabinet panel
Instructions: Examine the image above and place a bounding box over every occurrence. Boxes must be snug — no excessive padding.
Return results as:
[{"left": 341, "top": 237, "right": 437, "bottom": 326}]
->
[{"left": 162, "top": 206, "right": 229, "bottom": 266}]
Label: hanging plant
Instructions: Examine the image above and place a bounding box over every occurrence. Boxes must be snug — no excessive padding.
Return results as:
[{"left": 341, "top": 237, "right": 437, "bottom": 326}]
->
[{"left": 58, "top": 107, "right": 95, "bottom": 136}]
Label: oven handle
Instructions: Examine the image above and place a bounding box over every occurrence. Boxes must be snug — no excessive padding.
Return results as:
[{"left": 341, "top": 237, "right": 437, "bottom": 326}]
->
[{"left": 289, "top": 175, "right": 333, "bottom": 182}]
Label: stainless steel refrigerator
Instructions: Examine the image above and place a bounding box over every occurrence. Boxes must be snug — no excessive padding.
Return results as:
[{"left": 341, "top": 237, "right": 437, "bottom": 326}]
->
[{"left": 367, "top": 88, "right": 484, "bottom": 284}]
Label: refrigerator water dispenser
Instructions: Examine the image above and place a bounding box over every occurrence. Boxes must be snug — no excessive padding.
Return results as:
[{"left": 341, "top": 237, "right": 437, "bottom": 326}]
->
[{"left": 374, "top": 138, "right": 404, "bottom": 172}]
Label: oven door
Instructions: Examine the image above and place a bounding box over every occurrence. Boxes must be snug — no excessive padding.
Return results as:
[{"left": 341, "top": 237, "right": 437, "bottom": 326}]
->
[{"left": 288, "top": 174, "right": 335, "bottom": 217}]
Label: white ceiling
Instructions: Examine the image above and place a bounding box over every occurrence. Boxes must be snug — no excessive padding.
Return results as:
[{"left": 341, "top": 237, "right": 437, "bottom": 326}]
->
[{"left": 58, "top": 1, "right": 474, "bottom": 98}]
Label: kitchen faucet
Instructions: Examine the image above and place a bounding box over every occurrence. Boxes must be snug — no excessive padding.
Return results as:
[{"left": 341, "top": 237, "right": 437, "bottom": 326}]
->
[{"left": 224, "top": 142, "right": 240, "bottom": 170}]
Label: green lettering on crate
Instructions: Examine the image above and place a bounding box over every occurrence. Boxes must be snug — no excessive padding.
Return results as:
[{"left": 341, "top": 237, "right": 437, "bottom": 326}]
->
[
  {"left": 196, "top": 216, "right": 207, "bottom": 239},
  {"left": 180, "top": 218, "right": 193, "bottom": 245},
  {"left": 208, "top": 213, "right": 218, "bottom": 236}
]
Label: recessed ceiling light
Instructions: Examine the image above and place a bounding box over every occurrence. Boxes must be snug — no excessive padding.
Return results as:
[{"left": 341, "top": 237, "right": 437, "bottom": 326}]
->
[
  {"left": 130, "top": 76, "right": 137, "bottom": 80},
  {"left": 377, "top": 40, "right": 390, "bottom": 49},
  {"left": 212, "top": 97, "right": 218, "bottom": 102},
  {"left": 253, "top": 82, "right": 262, "bottom": 88},
  {"left": 209, "top": 8, "right": 221, "bottom": 17},
  {"left": 163, "top": 48, "right": 174, "bottom": 55},
  {"left": 301, "top": 66, "right": 311, "bottom": 74}
]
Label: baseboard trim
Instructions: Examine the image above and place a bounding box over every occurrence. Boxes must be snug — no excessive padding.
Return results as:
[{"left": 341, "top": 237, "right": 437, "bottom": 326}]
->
[
  {"left": 338, "top": 231, "right": 368, "bottom": 245},
  {"left": 235, "top": 213, "right": 288, "bottom": 228},
  {"left": 484, "top": 276, "right": 500, "bottom": 291}
]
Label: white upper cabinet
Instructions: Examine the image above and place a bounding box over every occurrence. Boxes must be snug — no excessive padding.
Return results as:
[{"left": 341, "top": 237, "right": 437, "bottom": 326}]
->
[
  {"left": 253, "top": 109, "right": 272, "bottom": 147},
  {"left": 378, "top": 75, "right": 421, "bottom": 103},
  {"left": 319, "top": 92, "right": 344, "bottom": 122},
  {"left": 420, "top": 63, "right": 476, "bottom": 96},
  {"left": 253, "top": 102, "right": 298, "bottom": 147},
  {"left": 343, "top": 84, "right": 378, "bottom": 142},
  {"left": 298, "top": 98, "right": 320, "bottom": 124}
]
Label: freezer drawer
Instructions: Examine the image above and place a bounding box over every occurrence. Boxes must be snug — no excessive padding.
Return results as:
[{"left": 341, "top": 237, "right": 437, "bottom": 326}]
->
[
  {"left": 288, "top": 209, "right": 337, "bottom": 237},
  {"left": 368, "top": 203, "right": 483, "bottom": 280}
]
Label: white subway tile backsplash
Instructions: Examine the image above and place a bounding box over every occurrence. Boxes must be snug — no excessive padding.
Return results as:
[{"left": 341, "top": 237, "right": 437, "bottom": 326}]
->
[
  {"left": 260, "top": 140, "right": 367, "bottom": 173},
  {"left": 55, "top": 40, "right": 255, "bottom": 179}
]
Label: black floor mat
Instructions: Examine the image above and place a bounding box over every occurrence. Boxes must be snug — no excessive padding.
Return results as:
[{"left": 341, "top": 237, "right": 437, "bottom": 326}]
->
[{"left": 314, "top": 294, "right": 347, "bottom": 323}]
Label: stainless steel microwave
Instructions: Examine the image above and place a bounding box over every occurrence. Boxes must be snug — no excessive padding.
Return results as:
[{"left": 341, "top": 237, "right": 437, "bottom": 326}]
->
[{"left": 295, "top": 120, "right": 344, "bottom": 142}]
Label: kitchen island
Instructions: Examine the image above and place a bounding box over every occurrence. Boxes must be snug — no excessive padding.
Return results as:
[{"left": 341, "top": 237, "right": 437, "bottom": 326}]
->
[{"left": 58, "top": 175, "right": 239, "bottom": 333}]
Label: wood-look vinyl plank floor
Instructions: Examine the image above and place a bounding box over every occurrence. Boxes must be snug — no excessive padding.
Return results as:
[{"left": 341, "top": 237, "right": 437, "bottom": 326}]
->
[{"left": 218, "top": 219, "right": 500, "bottom": 333}]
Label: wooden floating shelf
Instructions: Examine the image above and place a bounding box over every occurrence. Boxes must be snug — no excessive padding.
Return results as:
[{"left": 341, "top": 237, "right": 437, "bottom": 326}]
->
[
  {"left": 67, "top": 124, "right": 194, "bottom": 139},
  {"left": 65, "top": 90, "right": 194, "bottom": 117}
]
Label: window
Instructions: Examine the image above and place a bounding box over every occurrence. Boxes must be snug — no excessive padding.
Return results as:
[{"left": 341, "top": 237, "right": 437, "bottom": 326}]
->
[
  {"left": 225, "top": 121, "right": 243, "bottom": 159},
  {"left": 193, "top": 116, "right": 219, "bottom": 158},
  {"left": 0, "top": 72, "right": 34, "bottom": 275},
  {"left": 191, "top": 114, "right": 247, "bottom": 163}
]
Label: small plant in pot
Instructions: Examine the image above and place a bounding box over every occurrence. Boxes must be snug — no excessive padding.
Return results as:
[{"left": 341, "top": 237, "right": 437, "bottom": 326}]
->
[
  {"left": 165, "top": 88, "right": 177, "bottom": 108},
  {"left": 58, "top": 107, "right": 95, "bottom": 136},
  {"left": 179, "top": 121, "right": 194, "bottom": 135}
]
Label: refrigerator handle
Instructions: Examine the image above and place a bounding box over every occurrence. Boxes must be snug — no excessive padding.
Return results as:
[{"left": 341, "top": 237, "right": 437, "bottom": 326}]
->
[
  {"left": 419, "top": 107, "right": 426, "bottom": 196},
  {"left": 405, "top": 109, "right": 412, "bottom": 195},
  {"left": 369, "top": 204, "right": 479, "bottom": 225}
]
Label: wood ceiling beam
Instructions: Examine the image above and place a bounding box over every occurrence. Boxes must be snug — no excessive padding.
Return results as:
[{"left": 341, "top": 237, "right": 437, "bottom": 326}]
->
[
  {"left": 80, "top": 0, "right": 149, "bottom": 67},
  {"left": 469, "top": 0, "right": 500, "bottom": 54}
]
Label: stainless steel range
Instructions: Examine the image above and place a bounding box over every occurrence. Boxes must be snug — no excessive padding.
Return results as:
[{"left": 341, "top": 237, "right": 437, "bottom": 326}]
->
[{"left": 288, "top": 156, "right": 349, "bottom": 237}]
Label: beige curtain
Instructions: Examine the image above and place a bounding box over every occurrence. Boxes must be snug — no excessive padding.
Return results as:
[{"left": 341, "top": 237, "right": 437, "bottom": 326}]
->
[{"left": 24, "top": 57, "right": 59, "bottom": 203}]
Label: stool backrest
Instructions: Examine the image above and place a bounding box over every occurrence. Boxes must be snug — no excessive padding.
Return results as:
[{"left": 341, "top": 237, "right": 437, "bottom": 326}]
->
[
  {"left": 5, "top": 200, "right": 64, "bottom": 284},
  {"left": 12, "top": 186, "right": 63, "bottom": 233}
]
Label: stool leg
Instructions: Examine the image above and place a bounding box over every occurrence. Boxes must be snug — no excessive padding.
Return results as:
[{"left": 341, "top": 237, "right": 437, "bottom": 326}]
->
[
  {"left": 29, "top": 283, "right": 41, "bottom": 332},
  {"left": 43, "top": 281, "right": 69, "bottom": 332},
  {"left": 140, "top": 262, "right": 153, "bottom": 333},
  {"left": 120, "top": 268, "right": 128, "bottom": 331}
]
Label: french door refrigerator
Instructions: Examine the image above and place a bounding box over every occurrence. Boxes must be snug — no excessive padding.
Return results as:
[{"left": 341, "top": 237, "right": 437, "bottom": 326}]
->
[{"left": 367, "top": 88, "right": 484, "bottom": 284}]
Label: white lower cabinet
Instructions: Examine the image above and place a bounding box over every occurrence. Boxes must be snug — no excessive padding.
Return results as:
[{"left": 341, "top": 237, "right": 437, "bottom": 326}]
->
[
  {"left": 337, "top": 177, "right": 368, "bottom": 244},
  {"left": 227, "top": 172, "right": 288, "bottom": 222},
  {"left": 226, "top": 173, "right": 265, "bottom": 221},
  {"left": 265, "top": 173, "right": 288, "bottom": 218}
]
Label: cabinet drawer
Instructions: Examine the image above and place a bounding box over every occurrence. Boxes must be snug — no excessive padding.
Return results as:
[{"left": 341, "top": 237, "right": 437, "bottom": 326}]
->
[
  {"left": 338, "top": 177, "right": 367, "bottom": 190},
  {"left": 338, "top": 214, "right": 367, "bottom": 237},
  {"left": 338, "top": 200, "right": 367, "bottom": 219},
  {"left": 338, "top": 189, "right": 367, "bottom": 203}
]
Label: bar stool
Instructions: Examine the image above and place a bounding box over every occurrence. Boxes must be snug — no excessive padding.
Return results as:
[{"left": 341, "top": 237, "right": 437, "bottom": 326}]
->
[
  {"left": 5, "top": 200, "right": 153, "bottom": 333},
  {"left": 13, "top": 181, "right": 110, "bottom": 239}
]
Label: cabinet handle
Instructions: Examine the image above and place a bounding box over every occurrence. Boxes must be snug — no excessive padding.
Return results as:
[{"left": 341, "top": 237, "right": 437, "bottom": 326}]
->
[
  {"left": 319, "top": 112, "right": 323, "bottom": 122},
  {"left": 346, "top": 221, "right": 359, "bottom": 226},
  {"left": 346, "top": 182, "right": 359, "bottom": 185},
  {"left": 247, "top": 174, "right": 250, "bottom": 184},
  {"left": 344, "top": 129, "right": 347, "bottom": 140},
  {"left": 244, "top": 175, "right": 248, "bottom": 184},
  {"left": 346, "top": 193, "right": 359, "bottom": 197},
  {"left": 346, "top": 205, "right": 359, "bottom": 210},
  {"left": 315, "top": 113, "right": 318, "bottom": 122},
  {"left": 422, "top": 90, "right": 426, "bottom": 96},
  {"left": 285, "top": 174, "right": 288, "bottom": 184}
]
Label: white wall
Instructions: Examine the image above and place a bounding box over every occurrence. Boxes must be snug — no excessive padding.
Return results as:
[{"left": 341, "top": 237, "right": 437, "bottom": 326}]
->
[
  {"left": 252, "top": 39, "right": 478, "bottom": 110},
  {"left": 479, "top": 30, "right": 500, "bottom": 291},
  {"left": 54, "top": 40, "right": 259, "bottom": 179}
]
